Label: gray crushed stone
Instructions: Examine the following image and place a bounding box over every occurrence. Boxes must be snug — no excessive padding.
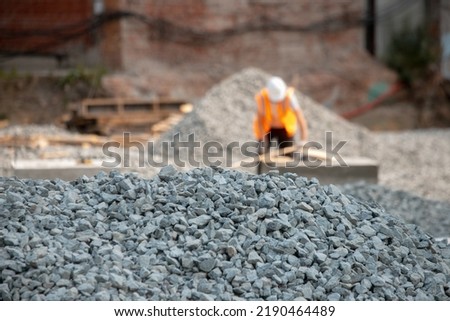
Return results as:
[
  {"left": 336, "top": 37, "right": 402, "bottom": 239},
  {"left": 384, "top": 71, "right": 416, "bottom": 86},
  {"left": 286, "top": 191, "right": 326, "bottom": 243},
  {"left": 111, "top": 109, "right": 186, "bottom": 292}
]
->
[
  {"left": 339, "top": 183, "right": 450, "bottom": 239},
  {"left": 372, "top": 129, "right": 450, "bottom": 203},
  {"left": 0, "top": 125, "right": 72, "bottom": 137},
  {"left": 1, "top": 166, "right": 449, "bottom": 301}
]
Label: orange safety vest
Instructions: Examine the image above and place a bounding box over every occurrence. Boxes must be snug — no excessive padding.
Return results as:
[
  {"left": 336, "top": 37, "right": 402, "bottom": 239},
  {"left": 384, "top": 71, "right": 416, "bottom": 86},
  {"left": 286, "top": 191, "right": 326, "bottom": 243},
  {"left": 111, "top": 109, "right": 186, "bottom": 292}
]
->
[{"left": 253, "top": 87, "right": 298, "bottom": 140}]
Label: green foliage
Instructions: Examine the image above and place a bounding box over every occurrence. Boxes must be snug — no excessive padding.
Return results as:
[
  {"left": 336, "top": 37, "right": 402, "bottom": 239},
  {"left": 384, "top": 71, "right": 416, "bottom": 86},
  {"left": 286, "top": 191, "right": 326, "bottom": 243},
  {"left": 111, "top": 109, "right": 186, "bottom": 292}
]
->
[
  {"left": 384, "top": 24, "right": 435, "bottom": 86},
  {"left": 58, "top": 65, "right": 107, "bottom": 89},
  {"left": 0, "top": 68, "right": 19, "bottom": 81}
]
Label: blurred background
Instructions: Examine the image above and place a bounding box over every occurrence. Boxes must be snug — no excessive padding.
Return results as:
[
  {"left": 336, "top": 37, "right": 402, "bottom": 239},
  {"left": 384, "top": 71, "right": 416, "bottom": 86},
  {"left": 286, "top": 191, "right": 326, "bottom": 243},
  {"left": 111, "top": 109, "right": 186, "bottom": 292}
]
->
[{"left": 0, "top": 0, "right": 449, "bottom": 130}]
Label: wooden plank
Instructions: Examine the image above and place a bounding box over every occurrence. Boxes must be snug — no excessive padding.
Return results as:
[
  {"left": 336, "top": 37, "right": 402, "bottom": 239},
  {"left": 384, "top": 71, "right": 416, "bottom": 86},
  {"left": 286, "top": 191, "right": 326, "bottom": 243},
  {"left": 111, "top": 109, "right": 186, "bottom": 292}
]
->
[
  {"left": 0, "top": 135, "right": 48, "bottom": 148},
  {"left": 151, "top": 113, "right": 184, "bottom": 135},
  {"left": 81, "top": 98, "right": 187, "bottom": 110},
  {"left": 0, "top": 120, "right": 9, "bottom": 129},
  {"left": 82, "top": 97, "right": 153, "bottom": 105},
  {"left": 69, "top": 98, "right": 190, "bottom": 134},
  {"left": 270, "top": 144, "right": 330, "bottom": 161},
  {"left": 44, "top": 135, "right": 107, "bottom": 146},
  {"left": 230, "top": 143, "right": 338, "bottom": 170},
  {"left": 117, "top": 98, "right": 124, "bottom": 115},
  {"left": 39, "top": 150, "right": 71, "bottom": 159},
  {"left": 109, "top": 133, "right": 150, "bottom": 147},
  {"left": 180, "top": 103, "right": 193, "bottom": 113},
  {"left": 0, "top": 134, "right": 105, "bottom": 147}
]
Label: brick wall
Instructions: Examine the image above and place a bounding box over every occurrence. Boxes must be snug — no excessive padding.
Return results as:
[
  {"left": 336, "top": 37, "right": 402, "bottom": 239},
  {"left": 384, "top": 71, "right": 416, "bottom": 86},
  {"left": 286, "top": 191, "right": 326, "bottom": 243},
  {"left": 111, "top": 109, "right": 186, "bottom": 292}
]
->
[
  {"left": 102, "top": 0, "right": 395, "bottom": 111},
  {"left": 120, "top": 0, "right": 364, "bottom": 70},
  {"left": 0, "top": 0, "right": 93, "bottom": 55},
  {"left": 0, "top": 0, "right": 396, "bottom": 111},
  {"left": 100, "top": 0, "right": 124, "bottom": 68}
]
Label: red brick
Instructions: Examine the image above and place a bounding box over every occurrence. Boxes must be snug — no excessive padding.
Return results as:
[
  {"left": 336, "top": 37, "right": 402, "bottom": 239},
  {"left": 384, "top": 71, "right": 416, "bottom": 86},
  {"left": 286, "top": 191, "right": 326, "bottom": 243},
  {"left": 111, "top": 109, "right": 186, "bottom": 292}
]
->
[{"left": 0, "top": 0, "right": 92, "bottom": 52}]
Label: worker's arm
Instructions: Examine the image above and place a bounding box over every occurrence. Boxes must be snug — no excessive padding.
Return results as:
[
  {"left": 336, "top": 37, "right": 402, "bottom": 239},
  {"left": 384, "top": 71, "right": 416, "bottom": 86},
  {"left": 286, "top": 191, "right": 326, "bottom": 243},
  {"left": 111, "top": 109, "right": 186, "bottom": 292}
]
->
[{"left": 290, "top": 94, "right": 308, "bottom": 142}]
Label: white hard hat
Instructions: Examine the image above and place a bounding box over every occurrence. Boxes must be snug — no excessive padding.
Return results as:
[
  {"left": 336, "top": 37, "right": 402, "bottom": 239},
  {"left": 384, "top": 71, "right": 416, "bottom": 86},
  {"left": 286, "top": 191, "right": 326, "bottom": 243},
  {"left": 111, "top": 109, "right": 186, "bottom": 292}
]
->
[{"left": 266, "top": 76, "right": 287, "bottom": 102}]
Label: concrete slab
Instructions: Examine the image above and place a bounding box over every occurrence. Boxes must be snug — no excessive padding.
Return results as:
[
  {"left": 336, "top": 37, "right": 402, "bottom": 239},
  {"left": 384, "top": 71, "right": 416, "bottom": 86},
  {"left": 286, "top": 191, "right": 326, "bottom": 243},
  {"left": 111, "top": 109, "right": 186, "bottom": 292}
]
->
[
  {"left": 259, "top": 156, "right": 378, "bottom": 185},
  {"left": 8, "top": 159, "right": 124, "bottom": 181}
]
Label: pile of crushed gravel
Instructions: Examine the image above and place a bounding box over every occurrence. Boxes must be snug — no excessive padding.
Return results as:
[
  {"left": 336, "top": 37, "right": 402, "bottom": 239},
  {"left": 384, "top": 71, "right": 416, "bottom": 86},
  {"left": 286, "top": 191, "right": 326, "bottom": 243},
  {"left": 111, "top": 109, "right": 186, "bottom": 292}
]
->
[
  {"left": 0, "top": 125, "right": 72, "bottom": 137},
  {"left": 1, "top": 167, "right": 449, "bottom": 301},
  {"left": 339, "top": 183, "right": 450, "bottom": 239},
  {"left": 372, "top": 129, "right": 450, "bottom": 203}
]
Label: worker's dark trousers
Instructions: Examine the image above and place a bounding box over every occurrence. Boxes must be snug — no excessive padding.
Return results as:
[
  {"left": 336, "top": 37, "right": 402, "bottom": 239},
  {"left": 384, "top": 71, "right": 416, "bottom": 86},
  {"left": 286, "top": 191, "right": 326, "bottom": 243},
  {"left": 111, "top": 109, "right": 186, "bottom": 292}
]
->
[
  {"left": 258, "top": 128, "right": 294, "bottom": 173},
  {"left": 261, "top": 127, "right": 294, "bottom": 152}
]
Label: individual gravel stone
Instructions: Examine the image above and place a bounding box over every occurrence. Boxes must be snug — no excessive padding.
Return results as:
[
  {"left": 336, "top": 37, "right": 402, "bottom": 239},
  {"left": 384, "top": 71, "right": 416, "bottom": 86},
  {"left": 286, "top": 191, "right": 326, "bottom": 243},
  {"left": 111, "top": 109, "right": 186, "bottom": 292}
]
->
[
  {"left": 188, "top": 215, "right": 211, "bottom": 227},
  {"left": 198, "top": 258, "right": 216, "bottom": 273},
  {"left": 110, "top": 274, "right": 126, "bottom": 289},
  {"left": 158, "top": 165, "right": 178, "bottom": 180},
  {"left": 358, "top": 225, "right": 377, "bottom": 238},
  {"left": 327, "top": 293, "right": 341, "bottom": 301},
  {"left": 248, "top": 251, "right": 264, "bottom": 265},
  {"left": 78, "top": 283, "right": 96, "bottom": 295},
  {"left": 314, "top": 252, "right": 328, "bottom": 264}
]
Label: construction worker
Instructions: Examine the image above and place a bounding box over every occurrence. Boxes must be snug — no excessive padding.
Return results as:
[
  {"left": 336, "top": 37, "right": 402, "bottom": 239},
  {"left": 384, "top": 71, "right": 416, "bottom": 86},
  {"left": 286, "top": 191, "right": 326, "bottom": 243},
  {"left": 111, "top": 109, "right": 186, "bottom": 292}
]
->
[{"left": 253, "top": 76, "right": 308, "bottom": 155}]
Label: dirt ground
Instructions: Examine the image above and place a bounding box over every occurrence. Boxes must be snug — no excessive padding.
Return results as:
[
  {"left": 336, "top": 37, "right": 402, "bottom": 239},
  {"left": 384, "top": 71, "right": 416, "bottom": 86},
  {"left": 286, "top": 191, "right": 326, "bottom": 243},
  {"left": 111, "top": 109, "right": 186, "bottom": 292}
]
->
[{"left": 0, "top": 72, "right": 107, "bottom": 127}]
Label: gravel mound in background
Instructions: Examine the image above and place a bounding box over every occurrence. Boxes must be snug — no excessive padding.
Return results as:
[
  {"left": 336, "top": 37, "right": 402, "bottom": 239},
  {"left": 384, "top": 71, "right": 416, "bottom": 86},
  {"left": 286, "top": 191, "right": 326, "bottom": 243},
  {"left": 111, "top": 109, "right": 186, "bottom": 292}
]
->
[
  {"left": 373, "top": 129, "right": 450, "bottom": 203},
  {"left": 339, "top": 183, "right": 450, "bottom": 238},
  {"left": 1, "top": 167, "right": 449, "bottom": 301},
  {"left": 158, "top": 68, "right": 376, "bottom": 165},
  {"left": 0, "top": 125, "right": 72, "bottom": 137}
]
